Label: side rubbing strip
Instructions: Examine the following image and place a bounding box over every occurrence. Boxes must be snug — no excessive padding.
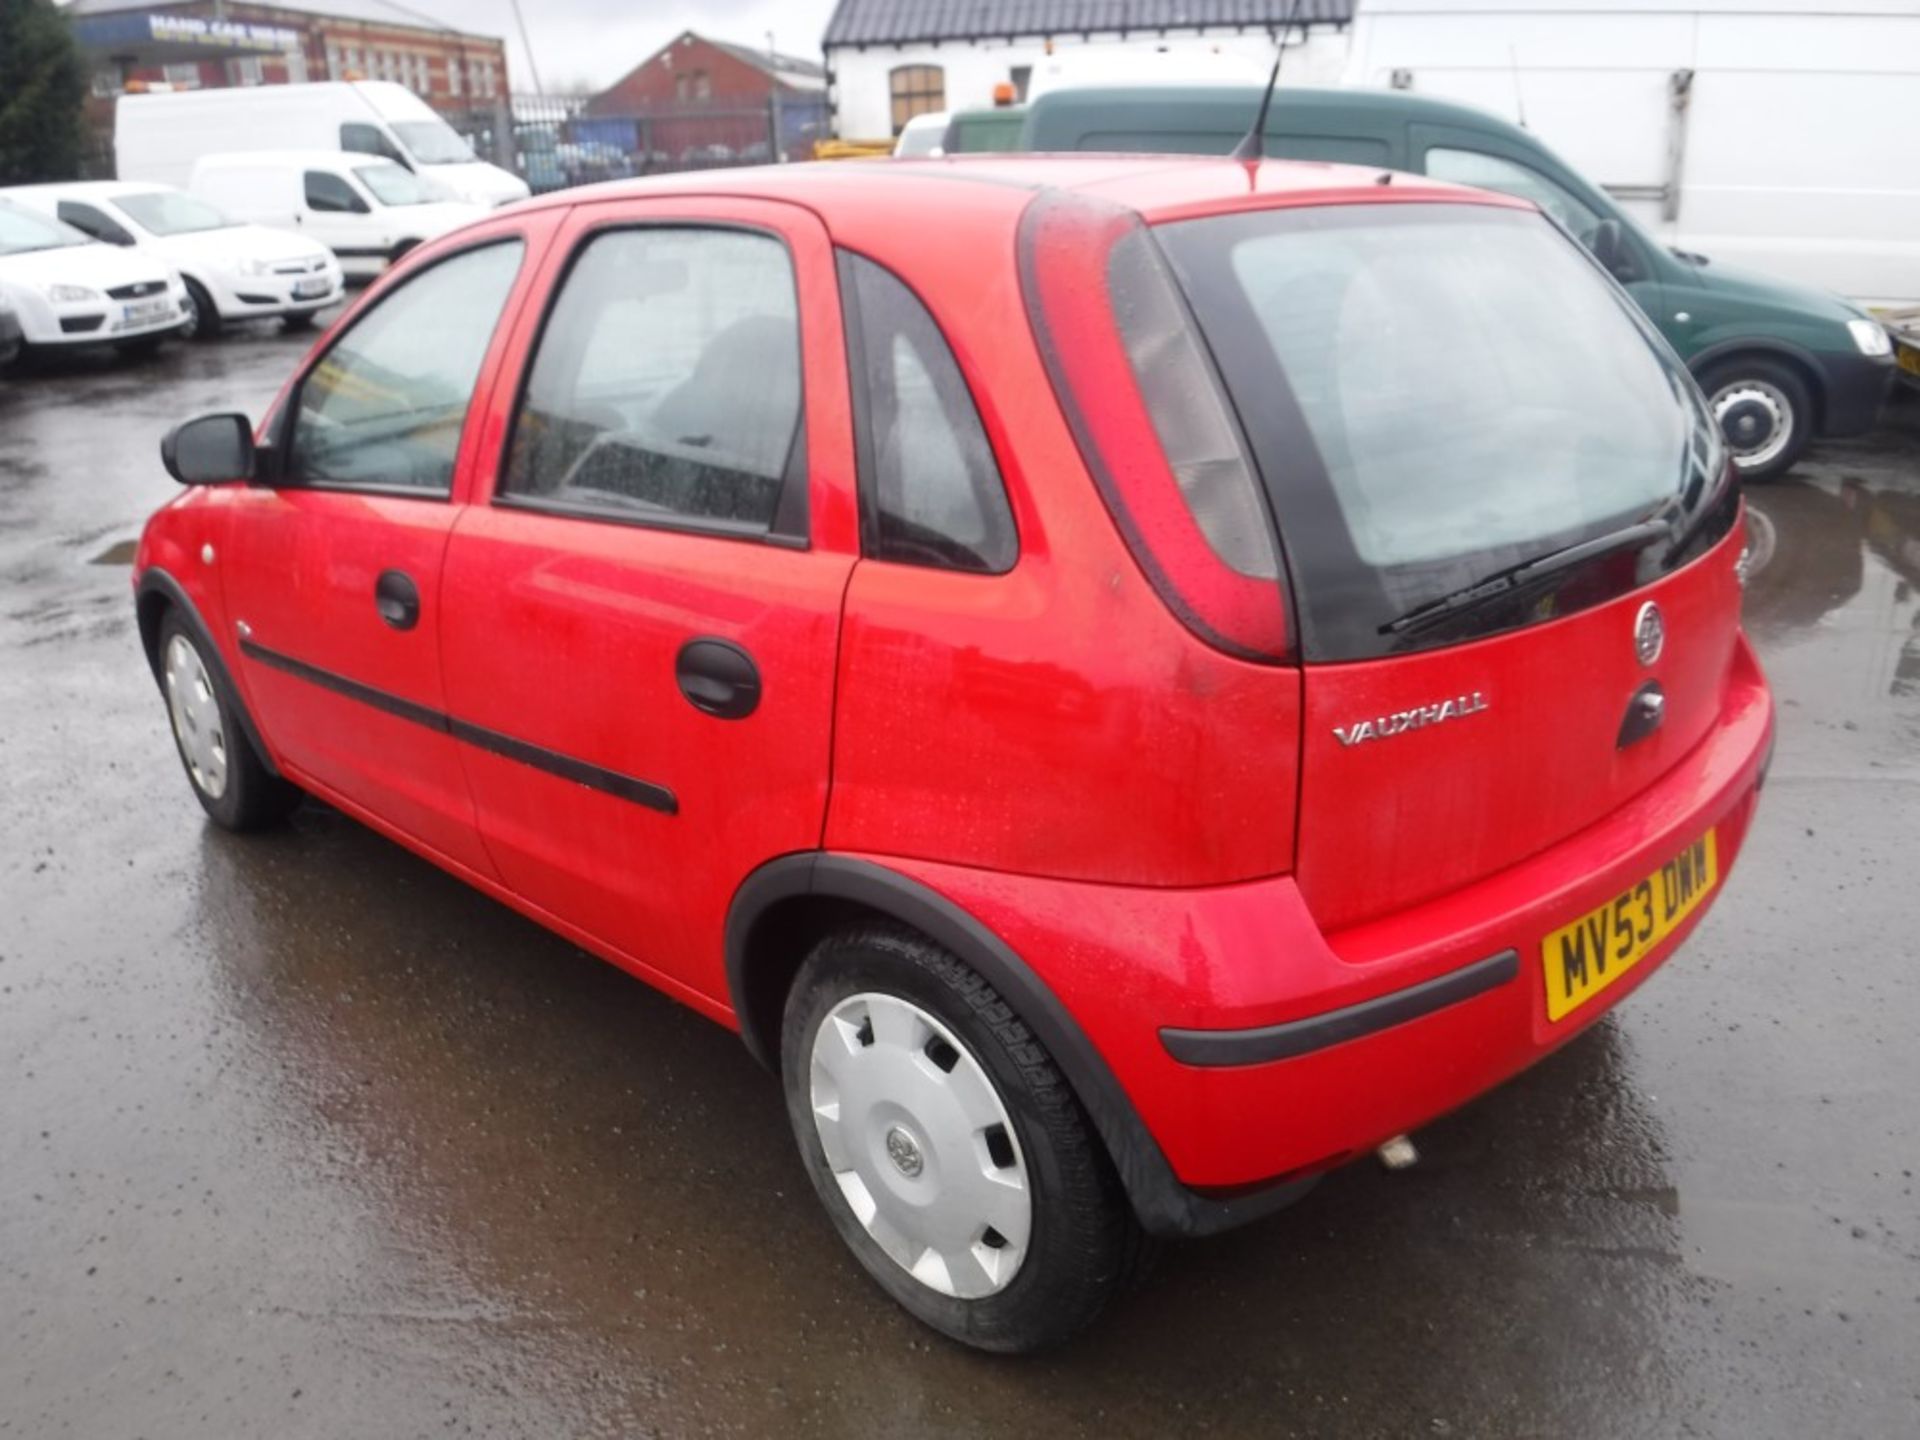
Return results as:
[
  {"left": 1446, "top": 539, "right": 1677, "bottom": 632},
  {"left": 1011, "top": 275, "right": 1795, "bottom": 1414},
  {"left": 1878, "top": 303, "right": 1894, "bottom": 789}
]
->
[
  {"left": 238, "top": 638, "right": 678, "bottom": 815},
  {"left": 1160, "top": 949, "right": 1520, "bottom": 1066}
]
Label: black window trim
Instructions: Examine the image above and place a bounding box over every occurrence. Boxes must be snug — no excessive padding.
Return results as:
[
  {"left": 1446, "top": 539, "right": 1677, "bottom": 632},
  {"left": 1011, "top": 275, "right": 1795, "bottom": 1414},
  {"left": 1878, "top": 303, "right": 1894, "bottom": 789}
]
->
[
  {"left": 57, "top": 199, "right": 134, "bottom": 246},
  {"left": 835, "top": 244, "right": 1020, "bottom": 576},
  {"left": 270, "top": 232, "right": 530, "bottom": 502},
  {"left": 489, "top": 217, "right": 812, "bottom": 551}
]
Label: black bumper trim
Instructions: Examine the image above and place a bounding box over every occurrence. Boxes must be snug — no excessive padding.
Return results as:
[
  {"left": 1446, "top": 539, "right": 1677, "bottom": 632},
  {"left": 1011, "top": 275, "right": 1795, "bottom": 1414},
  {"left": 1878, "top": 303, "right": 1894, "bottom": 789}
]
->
[{"left": 1161, "top": 948, "right": 1521, "bottom": 1067}]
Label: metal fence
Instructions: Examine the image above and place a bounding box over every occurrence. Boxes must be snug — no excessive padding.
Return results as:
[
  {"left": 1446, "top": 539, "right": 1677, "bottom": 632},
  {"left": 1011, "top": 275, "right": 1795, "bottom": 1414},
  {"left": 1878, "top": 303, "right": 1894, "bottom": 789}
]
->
[{"left": 445, "top": 92, "right": 831, "bottom": 196}]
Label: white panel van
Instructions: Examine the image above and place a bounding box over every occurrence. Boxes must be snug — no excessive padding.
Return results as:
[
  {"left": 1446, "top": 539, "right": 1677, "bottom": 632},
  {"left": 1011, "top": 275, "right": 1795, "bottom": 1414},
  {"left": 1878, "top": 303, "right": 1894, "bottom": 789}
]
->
[
  {"left": 188, "top": 152, "right": 487, "bottom": 280},
  {"left": 117, "top": 81, "right": 529, "bottom": 210}
]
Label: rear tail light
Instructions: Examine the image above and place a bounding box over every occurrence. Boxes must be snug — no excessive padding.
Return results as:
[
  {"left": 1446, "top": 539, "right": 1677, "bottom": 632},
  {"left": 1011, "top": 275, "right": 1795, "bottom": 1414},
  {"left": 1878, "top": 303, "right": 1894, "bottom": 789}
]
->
[{"left": 1018, "top": 189, "right": 1289, "bottom": 662}]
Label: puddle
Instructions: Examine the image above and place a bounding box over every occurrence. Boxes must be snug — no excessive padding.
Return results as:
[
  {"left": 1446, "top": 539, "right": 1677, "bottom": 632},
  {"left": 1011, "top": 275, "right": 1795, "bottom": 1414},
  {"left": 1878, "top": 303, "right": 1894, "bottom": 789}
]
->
[{"left": 90, "top": 539, "right": 138, "bottom": 566}]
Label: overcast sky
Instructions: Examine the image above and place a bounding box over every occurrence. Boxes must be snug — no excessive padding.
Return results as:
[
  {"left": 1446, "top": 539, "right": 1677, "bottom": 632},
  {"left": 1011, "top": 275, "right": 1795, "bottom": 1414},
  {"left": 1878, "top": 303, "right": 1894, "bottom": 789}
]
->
[{"left": 377, "top": 0, "right": 844, "bottom": 92}]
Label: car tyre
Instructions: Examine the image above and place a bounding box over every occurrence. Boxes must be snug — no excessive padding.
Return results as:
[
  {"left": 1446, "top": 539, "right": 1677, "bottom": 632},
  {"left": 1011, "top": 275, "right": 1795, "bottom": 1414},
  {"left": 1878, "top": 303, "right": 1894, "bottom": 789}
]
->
[
  {"left": 1699, "top": 356, "right": 1814, "bottom": 482},
  {"left": 181, "top": 278, "right": 222, "bottom": 341},
  {"left": 157, "top": 611, "right": 299, "bottom": 831},
  {"left": 781, "top": 923, "right": 1151, "bottom": 1353}
]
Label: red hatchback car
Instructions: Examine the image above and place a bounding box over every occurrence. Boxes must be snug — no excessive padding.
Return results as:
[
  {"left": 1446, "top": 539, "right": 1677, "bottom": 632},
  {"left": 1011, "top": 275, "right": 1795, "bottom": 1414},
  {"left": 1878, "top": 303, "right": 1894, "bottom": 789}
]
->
[{"left": 137, "top": 155, "right": 1773, "bottom": 1351}]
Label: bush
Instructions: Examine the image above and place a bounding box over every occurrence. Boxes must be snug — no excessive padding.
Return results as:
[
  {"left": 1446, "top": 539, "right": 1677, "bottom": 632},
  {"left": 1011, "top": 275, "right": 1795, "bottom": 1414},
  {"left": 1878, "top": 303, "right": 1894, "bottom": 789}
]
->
[{"left": 0, "top": 0, "right": 87, "bottom": 184}]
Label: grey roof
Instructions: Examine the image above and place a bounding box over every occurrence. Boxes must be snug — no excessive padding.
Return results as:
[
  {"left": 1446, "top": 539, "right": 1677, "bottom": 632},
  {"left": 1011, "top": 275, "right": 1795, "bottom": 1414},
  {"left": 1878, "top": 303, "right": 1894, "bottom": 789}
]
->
[
  {"left": 707, "top": 36, "right": 827, "bottom": 84},
  {"left": 823, "top": 0, "right": 1355, "bottom": 48}
]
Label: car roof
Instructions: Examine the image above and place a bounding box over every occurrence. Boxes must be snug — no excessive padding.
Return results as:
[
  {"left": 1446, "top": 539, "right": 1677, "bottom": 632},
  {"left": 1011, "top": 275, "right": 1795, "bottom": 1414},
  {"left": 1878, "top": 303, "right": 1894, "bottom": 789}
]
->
[
  {"left": 193, "top": 150, "right": 402, "bottom": 171},
  {"left": 1021, "top": 84, "right": 1533, "bottom": 150},
  {"left": 507, "top": 152, "right": 1521, "bottom": 230}
]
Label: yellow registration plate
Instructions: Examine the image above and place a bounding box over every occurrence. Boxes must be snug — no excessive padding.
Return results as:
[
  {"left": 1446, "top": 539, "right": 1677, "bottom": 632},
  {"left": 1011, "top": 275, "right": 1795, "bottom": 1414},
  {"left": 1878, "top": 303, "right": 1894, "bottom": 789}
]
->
[
  {"left": 1897, "top": 342, "right": 1920, "bottom": 379},
  {"left": 1543, "top": 831, "right": 1718, "bottom": 1021}
]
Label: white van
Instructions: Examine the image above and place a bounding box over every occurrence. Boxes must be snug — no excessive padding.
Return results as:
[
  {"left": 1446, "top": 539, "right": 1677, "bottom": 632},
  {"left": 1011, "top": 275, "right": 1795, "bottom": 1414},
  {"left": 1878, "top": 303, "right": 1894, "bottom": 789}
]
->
[
  {"left": 189, "top": 152, "right": 486, "bottom": 280},
  {"left": 1342, "top": 0, "right": 1920, "bottom": 306},
  {"left": 1, "top": 181, "right": 342, "bottom": 338},
  {"left": 117, "top": 81, "right": 529, "bottom": 210}
]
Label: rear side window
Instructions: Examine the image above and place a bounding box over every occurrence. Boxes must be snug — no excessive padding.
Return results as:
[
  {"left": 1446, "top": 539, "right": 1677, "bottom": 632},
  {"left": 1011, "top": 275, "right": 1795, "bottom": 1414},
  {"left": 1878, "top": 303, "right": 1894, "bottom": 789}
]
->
[
  {"left": 303, "top": 171, "right": 366, "bottom": 213},
  {"left": 840, "top": 252, "right": 1016, "bottom": 573},
  {"left": 501, "top": 227, "right": 803, "bottom": 537},
  {"left": 341, "top": 122, "right": 406, "bottom": 164}
]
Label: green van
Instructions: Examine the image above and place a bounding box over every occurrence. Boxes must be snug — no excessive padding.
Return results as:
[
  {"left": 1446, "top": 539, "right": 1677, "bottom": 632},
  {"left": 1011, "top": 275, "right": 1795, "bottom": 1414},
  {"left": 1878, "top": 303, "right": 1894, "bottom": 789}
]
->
[
  {"left": 1019, "top": 86, "right": 1896, "bottom": 480},
  {"left": 942, "top": 106, "right": 1027, "bottom": 155}
]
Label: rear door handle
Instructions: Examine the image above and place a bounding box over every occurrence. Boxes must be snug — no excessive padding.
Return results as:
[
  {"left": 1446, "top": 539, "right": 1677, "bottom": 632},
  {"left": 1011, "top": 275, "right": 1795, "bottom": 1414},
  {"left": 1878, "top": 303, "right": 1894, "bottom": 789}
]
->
[
  {"left": 676, "top": 638, "right": 761, "bottom": 719},
  {"left": 375, "top": 569, "right": 420, "bottom": 631}
]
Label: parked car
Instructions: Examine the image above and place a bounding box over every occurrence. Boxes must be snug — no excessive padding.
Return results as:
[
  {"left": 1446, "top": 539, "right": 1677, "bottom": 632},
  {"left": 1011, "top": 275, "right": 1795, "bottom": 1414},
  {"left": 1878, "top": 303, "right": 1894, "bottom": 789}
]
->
[
  {"left": 0, "top": 197, "right": 188, "bottom": 361},
  {"left": 135, "top": 155, "right": 1773, "bottom": 1352},
  {"left": 0, "top": 181, "right": 342, "bottom": 339},
  {"left": 118, "top": 80, "right": 530, "bottom": 209},
  {"left": 893, "top": 110, "right": 950, "bottom": 157},
  {"left": 187, "top": 153, "right": 486, "bottom": 282},
  {"left": 1018, "top": 85, "right": 1898, "bottom": 480}
]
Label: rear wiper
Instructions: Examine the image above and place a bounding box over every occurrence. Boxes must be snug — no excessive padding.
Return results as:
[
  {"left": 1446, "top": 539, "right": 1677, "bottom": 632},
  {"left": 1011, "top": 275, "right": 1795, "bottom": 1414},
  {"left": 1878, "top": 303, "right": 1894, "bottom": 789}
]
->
[{"left": 1379, "top": 514, "right": 1676, "bottom": 637}]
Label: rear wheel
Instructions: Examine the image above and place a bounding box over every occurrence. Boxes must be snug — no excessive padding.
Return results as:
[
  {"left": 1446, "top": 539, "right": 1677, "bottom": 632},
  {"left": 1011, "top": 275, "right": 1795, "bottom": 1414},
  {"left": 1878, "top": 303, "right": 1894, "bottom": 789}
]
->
[
  {"left": 781, "top": 924, "right": 1148, "bottom": 1353},
  {"left": 1701, "top": 356, "right": 1814, "bottom": 482},
  {"left": 157, "top": 612, "right": 299, "bottom": 831}
]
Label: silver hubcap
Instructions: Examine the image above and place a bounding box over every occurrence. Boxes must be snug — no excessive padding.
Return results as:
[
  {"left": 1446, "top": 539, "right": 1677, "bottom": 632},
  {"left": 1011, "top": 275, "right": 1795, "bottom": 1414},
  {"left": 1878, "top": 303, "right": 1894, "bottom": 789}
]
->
[
  {"left": 164, "top": 633, "right": 228, "bottom": 800},
  {"left": 809, "top": 993, "right": 1032, "bottom": 1299},
  {"left": 1710, "top": 379, "right": 1794, "bottom": 471}
]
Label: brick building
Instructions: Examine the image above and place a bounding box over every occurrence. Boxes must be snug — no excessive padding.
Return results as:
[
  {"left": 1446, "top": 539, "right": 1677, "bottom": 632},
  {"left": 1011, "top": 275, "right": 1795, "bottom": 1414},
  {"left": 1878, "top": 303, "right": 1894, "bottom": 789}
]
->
[
  {"left": 67, "top": 0, "right": 510, "bottom": 127},
  {"left": 586, "top": 31, "right": 825, "bottom": 117}
]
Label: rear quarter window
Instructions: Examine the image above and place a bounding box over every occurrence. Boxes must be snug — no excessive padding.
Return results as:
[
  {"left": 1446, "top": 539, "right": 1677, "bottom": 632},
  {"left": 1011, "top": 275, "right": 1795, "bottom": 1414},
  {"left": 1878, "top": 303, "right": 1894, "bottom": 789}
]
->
[{"left": 839, "top": 251, "right": 1017, "bottom": 574}]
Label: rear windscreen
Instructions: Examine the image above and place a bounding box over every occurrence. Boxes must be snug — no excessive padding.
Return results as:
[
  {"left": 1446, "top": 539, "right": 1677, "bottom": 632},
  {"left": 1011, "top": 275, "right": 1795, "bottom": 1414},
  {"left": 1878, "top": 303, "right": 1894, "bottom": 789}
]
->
[{"left": 1155, "top": 203, "right": 1725, "bottom": 659}]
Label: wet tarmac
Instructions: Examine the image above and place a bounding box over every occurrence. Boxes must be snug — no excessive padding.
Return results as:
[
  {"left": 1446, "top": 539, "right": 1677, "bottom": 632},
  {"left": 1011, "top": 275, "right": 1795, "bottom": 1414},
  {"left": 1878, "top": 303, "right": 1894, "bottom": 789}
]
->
[{"left": 3, "top": 322, "right": 1917, "bottom": 1438}]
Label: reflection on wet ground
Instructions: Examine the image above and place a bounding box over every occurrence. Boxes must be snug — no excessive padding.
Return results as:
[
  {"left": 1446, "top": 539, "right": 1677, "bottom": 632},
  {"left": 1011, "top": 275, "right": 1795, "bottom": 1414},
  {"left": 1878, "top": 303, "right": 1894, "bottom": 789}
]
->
[{"left": 2, "top": 334, "right": 1917, "bottom": 1437}]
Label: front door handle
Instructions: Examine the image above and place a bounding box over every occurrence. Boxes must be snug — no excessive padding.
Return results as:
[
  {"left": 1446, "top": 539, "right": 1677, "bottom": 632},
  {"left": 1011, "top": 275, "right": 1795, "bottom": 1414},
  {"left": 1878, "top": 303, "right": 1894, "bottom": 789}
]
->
[
  {"left": 375, "top": 569, "right": 420, "bottom": 631},
  {"left": 676, "top": 638, "right": 761, "bottom": 719}
]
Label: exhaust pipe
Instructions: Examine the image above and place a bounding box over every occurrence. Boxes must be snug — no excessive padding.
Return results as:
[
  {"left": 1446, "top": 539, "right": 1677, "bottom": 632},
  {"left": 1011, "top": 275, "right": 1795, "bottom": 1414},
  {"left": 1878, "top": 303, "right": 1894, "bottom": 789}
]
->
[{"left": 1376, "top": 1133, "right": 1419, "bottom": 1170}]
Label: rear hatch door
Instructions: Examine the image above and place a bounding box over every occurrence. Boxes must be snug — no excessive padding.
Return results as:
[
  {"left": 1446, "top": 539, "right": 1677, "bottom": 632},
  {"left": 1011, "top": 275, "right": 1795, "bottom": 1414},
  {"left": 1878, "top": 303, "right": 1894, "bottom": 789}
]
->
[{"left": 1155, "top": 196, "right": 1743, "bottom": 931}]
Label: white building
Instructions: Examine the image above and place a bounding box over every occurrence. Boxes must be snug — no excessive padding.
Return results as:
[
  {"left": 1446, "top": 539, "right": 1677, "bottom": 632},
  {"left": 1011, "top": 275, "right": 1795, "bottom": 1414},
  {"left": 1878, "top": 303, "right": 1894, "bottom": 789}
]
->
[{"left": 822, "top": 0, "right": 1356, "bottom": 141}]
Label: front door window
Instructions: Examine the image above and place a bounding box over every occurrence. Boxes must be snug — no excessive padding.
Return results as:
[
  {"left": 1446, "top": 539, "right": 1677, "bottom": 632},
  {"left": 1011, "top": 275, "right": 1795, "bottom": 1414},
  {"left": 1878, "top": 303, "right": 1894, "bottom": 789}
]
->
[{"left": 287, "top": 240, "right": 524, "bottom": 493}]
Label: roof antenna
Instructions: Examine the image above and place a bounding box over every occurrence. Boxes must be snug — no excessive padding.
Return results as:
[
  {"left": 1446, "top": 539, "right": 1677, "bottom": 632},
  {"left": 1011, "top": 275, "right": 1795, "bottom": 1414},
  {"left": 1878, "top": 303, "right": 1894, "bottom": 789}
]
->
[
  {"left": 1509, "top": 43, "right": 1528, "bottom": 128},
  {"left": 1231, "top": 0, "right": 1306, "bottom": 163}
]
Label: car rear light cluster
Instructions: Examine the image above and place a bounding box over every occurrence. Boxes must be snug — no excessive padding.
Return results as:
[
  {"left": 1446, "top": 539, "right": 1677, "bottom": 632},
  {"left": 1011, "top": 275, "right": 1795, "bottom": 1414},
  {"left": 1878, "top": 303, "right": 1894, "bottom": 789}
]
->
[{"left": 1018, "top": 189, "right": 1289, "bottom": 662}]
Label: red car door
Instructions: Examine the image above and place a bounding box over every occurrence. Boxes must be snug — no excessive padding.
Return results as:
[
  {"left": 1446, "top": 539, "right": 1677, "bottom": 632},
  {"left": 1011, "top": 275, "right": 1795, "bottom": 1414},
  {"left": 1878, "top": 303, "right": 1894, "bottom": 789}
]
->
[
  {"left": 221, "top": 223, "right": 551, "bottom": 875},
  {"left": 437, "top": 196, "right": 860, "bottom": 1012}
]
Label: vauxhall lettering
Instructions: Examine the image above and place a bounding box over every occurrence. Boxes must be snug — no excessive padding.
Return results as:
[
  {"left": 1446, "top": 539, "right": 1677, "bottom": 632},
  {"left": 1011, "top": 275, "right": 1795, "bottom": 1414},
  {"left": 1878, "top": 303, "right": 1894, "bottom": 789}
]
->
[{"left": 1333, "top": 690, "right": 1489, "bottom": 747}]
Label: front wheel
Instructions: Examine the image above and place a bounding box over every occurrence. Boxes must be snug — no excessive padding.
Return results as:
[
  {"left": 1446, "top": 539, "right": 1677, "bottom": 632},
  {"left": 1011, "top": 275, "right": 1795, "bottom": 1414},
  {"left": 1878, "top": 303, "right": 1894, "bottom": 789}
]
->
[
  {"left": 181, "top": 278, "right": 222, "bottom": 341},
  {"left": 157, "top": 613, "right": 300, "bottom": 831},
  {"left": 782, "top": 925, "right": 1148, "bottom": 1353},
  {"left": 1701, "top": 357, "right": 1815, "bottom": 482}
]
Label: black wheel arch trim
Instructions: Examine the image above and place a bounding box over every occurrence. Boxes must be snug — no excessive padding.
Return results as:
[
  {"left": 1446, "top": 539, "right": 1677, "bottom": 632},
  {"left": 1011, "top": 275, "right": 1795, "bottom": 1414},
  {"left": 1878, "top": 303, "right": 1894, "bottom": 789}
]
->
[
  {"left": 725, "top": 852, "right": 1317, "bottom": 1238},
  {"left": 135, "top": 567, "right": 282, "bottom": 779}
]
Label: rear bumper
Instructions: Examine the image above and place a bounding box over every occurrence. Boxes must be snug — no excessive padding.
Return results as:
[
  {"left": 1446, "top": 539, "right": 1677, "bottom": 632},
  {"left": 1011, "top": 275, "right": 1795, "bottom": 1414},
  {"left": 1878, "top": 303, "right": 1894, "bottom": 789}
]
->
[
  {"left": 1812, "top": 349, "right": 1896, "bottom": 437},
  {"left": 875, "top": 634, "right": 1774, "bottom": 1234}
]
